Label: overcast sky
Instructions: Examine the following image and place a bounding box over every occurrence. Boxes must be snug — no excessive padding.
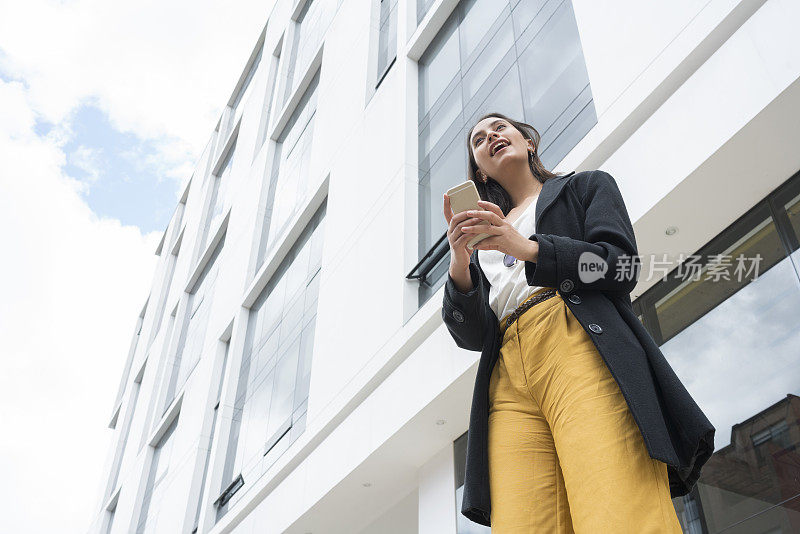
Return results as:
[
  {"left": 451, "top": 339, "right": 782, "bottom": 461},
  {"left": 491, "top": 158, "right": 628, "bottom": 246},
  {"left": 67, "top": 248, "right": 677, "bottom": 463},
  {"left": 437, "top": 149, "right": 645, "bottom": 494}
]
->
[{"left": 0, "top": 1, "right": 271, "bottom": 531}]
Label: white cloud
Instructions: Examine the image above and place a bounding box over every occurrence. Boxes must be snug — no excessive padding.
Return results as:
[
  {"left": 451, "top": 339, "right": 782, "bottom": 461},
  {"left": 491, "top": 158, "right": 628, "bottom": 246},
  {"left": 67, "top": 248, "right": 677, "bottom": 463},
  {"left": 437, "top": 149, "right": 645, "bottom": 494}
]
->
[
  {"left": 0, "top": 0, "right": 273, "bottom": 531},
  {"left": 0, "top": 78, "right": 160, "bottom": 533},
  {"left": 0, "top": 0, "right": 268, "bottom": 186}
]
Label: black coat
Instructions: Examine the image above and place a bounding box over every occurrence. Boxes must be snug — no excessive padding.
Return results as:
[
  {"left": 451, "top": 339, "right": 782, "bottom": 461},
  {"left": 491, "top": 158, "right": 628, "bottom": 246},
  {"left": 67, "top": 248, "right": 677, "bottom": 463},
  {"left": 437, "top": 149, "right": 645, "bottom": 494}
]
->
[{"left": 442, "top": 169, "right": 715, "bottom": 527}]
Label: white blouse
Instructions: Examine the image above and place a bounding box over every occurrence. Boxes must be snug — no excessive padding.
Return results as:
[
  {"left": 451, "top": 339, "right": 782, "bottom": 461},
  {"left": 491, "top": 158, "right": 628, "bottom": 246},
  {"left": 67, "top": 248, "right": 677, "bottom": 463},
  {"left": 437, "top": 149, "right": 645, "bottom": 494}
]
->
[{"left": 478, "top": 194, "right": 546, "bottom": 324}]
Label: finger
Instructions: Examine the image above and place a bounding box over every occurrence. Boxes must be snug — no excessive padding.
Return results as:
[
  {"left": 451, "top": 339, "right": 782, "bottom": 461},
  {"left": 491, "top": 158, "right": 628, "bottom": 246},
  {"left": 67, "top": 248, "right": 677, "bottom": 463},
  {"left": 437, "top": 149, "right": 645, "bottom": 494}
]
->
[
  {"left": 477, "top": 200, "right": 502, "bottom": 217},
  {"left": 452, "top": 215, "right": 479, "bottom": 238},
  {"left": 462, "top": 222, "right": 499, "bottom": 235},
  {"left": 455, "top": 217, "right": 483, "bottom": 232},
  {"left": 465, "top": 209, "right": 504, "bottom": 226},
  {"left": 443, "top": 194, "right": 452, "bottom": 224},
  {"left": 457, "top": 232, "right": 484, "bottom": 252},
  {"left": 449, "top": 209, "right": 476, "bottom": 233},
  {"left": 453, "top": 221, "right": 483, "bottom": 244},
  {"left": 455, "top": 232, "right": 474, "bottom": 248},
  {"left": 471, "top": 237, "right": 495, "bottom": 251}
]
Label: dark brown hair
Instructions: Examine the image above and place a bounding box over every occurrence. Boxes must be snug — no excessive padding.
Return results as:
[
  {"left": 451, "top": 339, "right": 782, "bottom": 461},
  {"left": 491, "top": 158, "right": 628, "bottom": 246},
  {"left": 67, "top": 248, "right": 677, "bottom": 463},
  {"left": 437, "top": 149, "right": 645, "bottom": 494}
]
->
[{"left": 466, "top": 112, "right": 562, "bottom": 216}]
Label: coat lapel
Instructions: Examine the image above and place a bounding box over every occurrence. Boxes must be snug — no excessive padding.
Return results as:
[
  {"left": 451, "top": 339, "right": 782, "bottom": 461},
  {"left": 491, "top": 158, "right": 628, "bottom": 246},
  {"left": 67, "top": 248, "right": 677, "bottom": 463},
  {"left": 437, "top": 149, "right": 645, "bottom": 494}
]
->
[
  {"left": 535, "top": 170, "right": 576, "bottom": 230},
  {"left": 472, "top": 169, "right": 576, "bottom": 307}
]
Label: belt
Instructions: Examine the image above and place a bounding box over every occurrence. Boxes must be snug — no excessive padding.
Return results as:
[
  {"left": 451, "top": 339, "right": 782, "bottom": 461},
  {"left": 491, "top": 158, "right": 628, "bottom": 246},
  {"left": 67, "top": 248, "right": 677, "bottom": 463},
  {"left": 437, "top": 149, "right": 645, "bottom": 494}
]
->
[{"left": 499, "top": 287, "right": 558, "bottom": 336}]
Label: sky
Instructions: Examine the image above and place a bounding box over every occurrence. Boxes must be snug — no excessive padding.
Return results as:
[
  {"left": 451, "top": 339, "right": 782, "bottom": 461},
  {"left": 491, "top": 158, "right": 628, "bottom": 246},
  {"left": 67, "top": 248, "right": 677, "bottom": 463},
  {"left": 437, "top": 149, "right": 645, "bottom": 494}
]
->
[{"left": 0, "top": 0, "right": 269, "bottom": 532}]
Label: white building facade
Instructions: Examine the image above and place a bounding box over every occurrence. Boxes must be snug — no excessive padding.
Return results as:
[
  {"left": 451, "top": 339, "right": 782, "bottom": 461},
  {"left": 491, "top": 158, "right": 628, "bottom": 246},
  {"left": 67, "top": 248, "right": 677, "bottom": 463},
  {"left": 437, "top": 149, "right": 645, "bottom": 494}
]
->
[{"left": 88, "top": 0, "right": 800, "bottom": 532}]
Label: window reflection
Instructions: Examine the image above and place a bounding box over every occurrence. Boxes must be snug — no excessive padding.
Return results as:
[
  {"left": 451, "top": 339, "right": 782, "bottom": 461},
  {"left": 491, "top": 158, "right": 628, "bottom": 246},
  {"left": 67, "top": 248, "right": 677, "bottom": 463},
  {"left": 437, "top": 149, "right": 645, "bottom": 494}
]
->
[
  {"left": 257, "top": 70, "right": 319, "bottom": 271},
  {"left": 216, "top": 204, "right": 325, "bottom": 521},
  {"left": 137, "top": 416, "right": 178, "bottom": 533},
  {"left": 377, "top": 0, "right": 399, "bottom": 85},
  {"left": 282, "top": 0, "right": 342, "bottom": 109},
  {"left": 641, "top": 174, "right": 800, "bottom": 532},
  {"left": 200, "top": 139, "right": 236, "bottom": 253},
  {"left": 655, "top": 206, "right": 785, "bottom": 344},
  {"left": 162, "top": 235, "right": 225, "bottom": 415},
  {"left": 417, "top": 0, "right": 437, "bottom": 25},
  {"left": 784, "top": 190, "right": 800, "bottom": 238}
]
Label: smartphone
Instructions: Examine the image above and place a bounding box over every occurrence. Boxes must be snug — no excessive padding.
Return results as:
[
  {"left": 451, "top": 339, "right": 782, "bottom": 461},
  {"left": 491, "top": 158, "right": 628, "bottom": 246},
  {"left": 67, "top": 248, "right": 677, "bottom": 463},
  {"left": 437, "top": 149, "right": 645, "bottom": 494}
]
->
[{"left": 446, "top": 180, "right": 491, "bottom": 251}]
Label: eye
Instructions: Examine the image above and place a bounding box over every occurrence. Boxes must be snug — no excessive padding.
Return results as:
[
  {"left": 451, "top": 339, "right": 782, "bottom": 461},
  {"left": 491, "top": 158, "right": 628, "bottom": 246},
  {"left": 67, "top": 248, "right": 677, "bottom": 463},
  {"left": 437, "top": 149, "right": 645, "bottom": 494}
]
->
[{"left": 474, "top": 124, "right": 506, "bottom": 146}]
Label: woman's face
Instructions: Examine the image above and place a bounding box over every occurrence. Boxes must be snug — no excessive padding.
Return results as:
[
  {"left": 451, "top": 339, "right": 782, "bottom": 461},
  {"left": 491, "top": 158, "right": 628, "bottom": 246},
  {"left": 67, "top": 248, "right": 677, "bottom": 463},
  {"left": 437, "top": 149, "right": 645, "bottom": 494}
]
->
[{"left": 469, "top": 117, "right": 530, "bottom": 180}]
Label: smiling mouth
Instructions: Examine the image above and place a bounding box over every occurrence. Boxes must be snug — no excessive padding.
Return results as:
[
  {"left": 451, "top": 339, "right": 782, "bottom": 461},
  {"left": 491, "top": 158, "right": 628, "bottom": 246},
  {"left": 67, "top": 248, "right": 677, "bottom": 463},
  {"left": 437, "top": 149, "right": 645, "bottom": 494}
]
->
[{"left": 490, "top": 139, "right": 511, "bottom": 156}]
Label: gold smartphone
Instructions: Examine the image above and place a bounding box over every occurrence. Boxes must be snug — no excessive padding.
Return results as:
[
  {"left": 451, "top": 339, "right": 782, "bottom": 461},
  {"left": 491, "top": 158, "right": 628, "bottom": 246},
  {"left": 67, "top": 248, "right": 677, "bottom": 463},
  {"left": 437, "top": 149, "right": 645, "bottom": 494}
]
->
[{"left": 446, "top": 180, "right": 491, "bottom": 251}]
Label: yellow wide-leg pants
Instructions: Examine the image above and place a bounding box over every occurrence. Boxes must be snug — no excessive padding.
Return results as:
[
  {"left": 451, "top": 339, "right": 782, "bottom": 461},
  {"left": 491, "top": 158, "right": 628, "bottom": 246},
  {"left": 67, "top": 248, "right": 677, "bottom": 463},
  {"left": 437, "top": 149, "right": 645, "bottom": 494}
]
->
[{"left": 488, "top": 288, "right": 683, "bottom": 533}]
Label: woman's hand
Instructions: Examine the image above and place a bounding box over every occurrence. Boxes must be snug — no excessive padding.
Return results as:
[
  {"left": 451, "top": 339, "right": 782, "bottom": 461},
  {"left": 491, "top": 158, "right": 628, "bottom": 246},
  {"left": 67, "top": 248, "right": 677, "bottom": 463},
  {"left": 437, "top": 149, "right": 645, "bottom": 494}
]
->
[
  {"left": 461, "top": 200, "right": 539, "bottom": 261},
  {"left": 443, "top": 193, "right": 487, "bottom": 269}
]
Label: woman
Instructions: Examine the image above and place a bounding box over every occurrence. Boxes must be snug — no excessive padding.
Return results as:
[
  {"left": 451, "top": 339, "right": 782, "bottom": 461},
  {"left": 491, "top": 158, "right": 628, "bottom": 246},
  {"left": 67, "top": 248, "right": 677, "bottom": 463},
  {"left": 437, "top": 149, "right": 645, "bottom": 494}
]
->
[{"left": 441, "top": 112, "right": 715, "bottom": 532}]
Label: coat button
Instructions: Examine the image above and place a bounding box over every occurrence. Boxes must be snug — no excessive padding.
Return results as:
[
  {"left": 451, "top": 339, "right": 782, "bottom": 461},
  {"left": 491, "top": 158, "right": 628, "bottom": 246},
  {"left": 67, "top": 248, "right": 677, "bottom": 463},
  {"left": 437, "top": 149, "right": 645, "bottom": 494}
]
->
[
  {"left": 452, "top": 309, "right": 465, "bottom": 323},
  {"left": 588, "top": 323, "right": 603, "bottom": 334},
  {"left": 559, "top": 279, "right": 574, "bottom": 293},
  {"left": 568, "top": 294, "right": 582, "bottom": 305}
]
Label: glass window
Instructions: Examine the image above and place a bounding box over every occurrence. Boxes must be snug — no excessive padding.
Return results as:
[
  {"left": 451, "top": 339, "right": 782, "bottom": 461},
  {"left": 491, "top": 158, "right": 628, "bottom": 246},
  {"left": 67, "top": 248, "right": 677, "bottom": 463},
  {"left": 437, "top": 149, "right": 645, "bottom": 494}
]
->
[
  {"left": 232, "top": 45, "right": 262, "bottom": 115},
  {"left": 140, "top": 310, "right": 177, "bottom": 451},
  {"left": 463, "top": 62, "right": 525, "bottom": 133},
  {"left": 148, "top": 246, "right": 179, "bottom": 348},
  {"left": 256, "top": 46, "right": 283, "bottom": 152},
  {"left": 257, "top": 70, "right": 320, "bottom": 270},
  {"left": 419, "top": 135, "right": 466, "bottom": 257},
  {"left": 458, "top": 0, "right": 508, "bottom": 67},
  {"left": 162, "top": 235, "right": 225, "bottom": 415},
  {"left": 107, "top": 375, "right": 143, "bottom": 497},
  {"left": 460, "top": 16, "right": 515, "bottom": 107},
  {"left": 282, "top": 0, "right": 343, "bottom": 109},
  {"left": 136, "top": 416, "right": 178, "bottom": 534},
  {"left": 784, "top": 190, "right": 800, "bottom": 237},
  {"left": 419, "top": 82, "right": 463, "bottom": 165},
  {"left": 168, "top": 200, "right": 186, "bottom": 249},
  {"left": 113, "top": 305, "right": 146, "bottom": 412},
  {"left": 516, "top": 0, "right": 593, "bottom": 168},
  {"left": 377, "top": 0, "right": 399, "bottom": 86},
  {"left": 202, "top": 140, "right": 236, "bottom": 253},
  {"left": 418, "top": 0, "right": 596, "bottom": 305},
  {"left": 192, "top": 341, "right": 230, "bottom": 532},
  {"left": 631, "top": 172, "right": 800, "bottom": 533},
  {"left": 419, "top": 15, "right": 460, "bottom": 121},
  {"left": 220, "top": 45, "right": 262, "bottom": 143},
  {"left": 216, "top": 204, "right": 325, "bottom": 521},
  {"left": 417, "top": 0, "right": 437, "bottom": 25}
]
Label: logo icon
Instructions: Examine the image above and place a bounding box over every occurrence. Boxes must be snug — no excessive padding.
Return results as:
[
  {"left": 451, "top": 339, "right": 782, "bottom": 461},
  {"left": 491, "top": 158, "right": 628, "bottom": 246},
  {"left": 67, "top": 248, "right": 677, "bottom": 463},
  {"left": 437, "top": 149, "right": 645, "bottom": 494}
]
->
[{"left": 578, "top": 251, "right": 608, "bottom": 283}]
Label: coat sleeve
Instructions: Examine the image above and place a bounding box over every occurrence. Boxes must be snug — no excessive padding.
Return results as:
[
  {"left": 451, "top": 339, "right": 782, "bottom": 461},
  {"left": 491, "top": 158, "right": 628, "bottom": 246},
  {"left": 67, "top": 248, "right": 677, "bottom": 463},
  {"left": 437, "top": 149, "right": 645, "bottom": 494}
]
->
[
  {"left": 524, "top": 170, "right": 641, "bottom": 295},
  {"left": 442, "top": 253, "right": 487, "bottom": 351}
]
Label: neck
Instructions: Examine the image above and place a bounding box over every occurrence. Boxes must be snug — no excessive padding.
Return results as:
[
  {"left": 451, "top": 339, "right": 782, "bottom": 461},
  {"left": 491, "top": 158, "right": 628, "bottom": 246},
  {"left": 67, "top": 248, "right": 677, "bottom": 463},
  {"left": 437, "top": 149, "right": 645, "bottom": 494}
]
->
[{"left": 496, "top": 166, "right": 543, "bottom": 208}]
